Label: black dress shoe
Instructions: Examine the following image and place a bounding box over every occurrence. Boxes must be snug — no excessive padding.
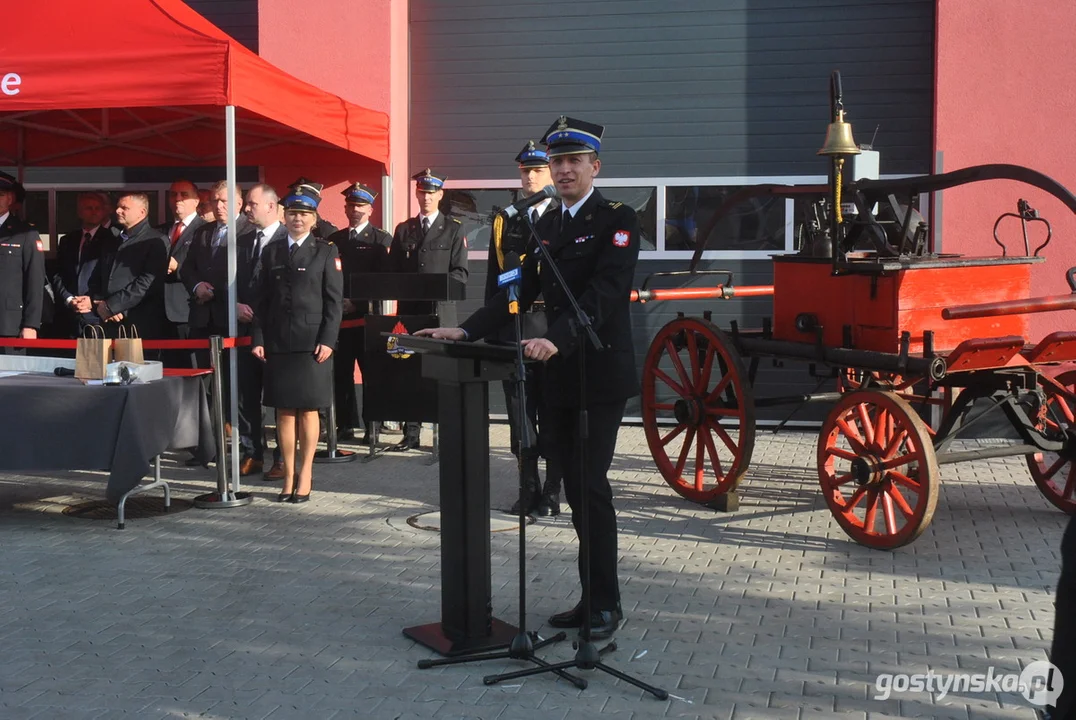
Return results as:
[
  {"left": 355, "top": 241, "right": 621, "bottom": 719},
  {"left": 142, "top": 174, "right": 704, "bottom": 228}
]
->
[
  {"left": 336, "top": 429, "right": 357, "bottom": 442},
  {"left": 387, "top": 436, "right": 420, "bottom": 452},
  {"left": 587, "top": 610, "right": 621, "bottom": 640},
  {"left": 275, "top": 491, "right": 292, "bottom": 503},
  {"left": 508, "top": 492, "right": 540, "bottom": 516},
  {"left": 535, "top": 493, "right": 560, "bottom": 517},
  {"left": 547, "top": 602, "right": 584, "bottom": 628},
  {"left": 291, "top": 493, "right": 310, "bottom": 503}
]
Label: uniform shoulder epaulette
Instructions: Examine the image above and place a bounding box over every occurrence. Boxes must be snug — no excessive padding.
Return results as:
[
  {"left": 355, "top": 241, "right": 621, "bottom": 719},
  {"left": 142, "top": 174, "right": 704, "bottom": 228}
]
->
[
  {"left": 607, "top": 201, "right": 624, "bottom": 209},
  {"left": 450, "top": 217, "right": 462, "bottom": 224}
]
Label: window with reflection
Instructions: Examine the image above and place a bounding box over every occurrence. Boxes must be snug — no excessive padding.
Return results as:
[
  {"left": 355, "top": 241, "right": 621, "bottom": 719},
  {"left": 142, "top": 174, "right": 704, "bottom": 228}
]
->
[
  {"left": 666, "top": 186, "right": 788, "bottom": 252},
  {"left": 21, "top": 191, "right": 51, "bottom": 250}
]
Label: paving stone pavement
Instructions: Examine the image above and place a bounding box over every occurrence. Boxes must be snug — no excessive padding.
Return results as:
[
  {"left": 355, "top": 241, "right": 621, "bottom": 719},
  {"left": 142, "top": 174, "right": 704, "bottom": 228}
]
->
[{"left": 0, "top": 425, "right": 1064, "bottom": 720}]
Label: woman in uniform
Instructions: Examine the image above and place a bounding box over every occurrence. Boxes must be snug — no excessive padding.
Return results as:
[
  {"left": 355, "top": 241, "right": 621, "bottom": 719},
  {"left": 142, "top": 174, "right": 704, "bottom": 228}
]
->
[{"left": 251, "top": 184, "right": 343, "bottom": 503}]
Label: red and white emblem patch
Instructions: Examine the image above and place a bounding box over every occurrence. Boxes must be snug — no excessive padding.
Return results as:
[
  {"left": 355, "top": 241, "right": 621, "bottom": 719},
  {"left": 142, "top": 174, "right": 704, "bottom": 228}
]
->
[
  {"left": 35, "top": 240, "right": 43, "bottom": 252},
  {"left": 613, "top": 230, "right": 630, "bottom": 247},
  {"left": 334, "top": 257, "right": 342, "bottom": 271}
]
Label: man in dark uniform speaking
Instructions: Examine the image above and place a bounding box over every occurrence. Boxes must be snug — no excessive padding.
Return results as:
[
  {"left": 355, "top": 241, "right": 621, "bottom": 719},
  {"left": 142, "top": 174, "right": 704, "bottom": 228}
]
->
[
  {"left": 327, "top": 182, "right": 393, "bottom": 443},
  {"left": 387, "top": 168, "right": 468, "bottom": 452},
  {"left": 416, "top": 117, "right": 640, "bottom": 639},
  {"left": 0, "top": 171, "right": 45, "bottom": 341},
  {"left": 487, "top": 141, "right": 562, "bottom": 517}
]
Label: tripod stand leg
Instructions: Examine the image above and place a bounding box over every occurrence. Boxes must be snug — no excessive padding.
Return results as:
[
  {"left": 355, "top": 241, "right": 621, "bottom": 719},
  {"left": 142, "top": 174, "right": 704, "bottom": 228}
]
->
[
  {"left": 595, "top": 662, "right": 669, "bottom": 700},
  {"left": 483, "top": 659, "right": 586, "bottom": 688}
]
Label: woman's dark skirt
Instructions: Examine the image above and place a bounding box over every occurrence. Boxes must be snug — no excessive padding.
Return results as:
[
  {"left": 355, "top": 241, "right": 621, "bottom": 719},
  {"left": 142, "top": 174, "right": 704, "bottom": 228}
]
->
[{"left": 263, "top": 350, "right": 332, "bottom": 410}]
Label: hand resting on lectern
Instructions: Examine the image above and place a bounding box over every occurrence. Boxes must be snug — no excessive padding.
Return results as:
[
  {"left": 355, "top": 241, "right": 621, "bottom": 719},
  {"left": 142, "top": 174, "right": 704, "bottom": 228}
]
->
[{"left": 414, "top": 327, "right": 559, "bottom": 361}]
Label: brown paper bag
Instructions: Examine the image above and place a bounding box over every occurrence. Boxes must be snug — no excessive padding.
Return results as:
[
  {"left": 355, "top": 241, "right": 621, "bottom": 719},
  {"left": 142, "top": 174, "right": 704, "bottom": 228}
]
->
[
  {"left": 114, "top": 325, "right": 144, "bottom": 364},
  {"left": 75, "top": 325, "right": 111, "bottom": 380}
]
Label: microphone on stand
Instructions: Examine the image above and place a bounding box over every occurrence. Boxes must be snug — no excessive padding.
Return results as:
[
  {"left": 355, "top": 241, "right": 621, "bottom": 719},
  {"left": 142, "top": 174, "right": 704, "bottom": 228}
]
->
[
  {"left": 497, "top": 251, "right": 522, "bottom": 315},
  {"left": 500, "top": 185, "right": 557, "bottom": 220}
]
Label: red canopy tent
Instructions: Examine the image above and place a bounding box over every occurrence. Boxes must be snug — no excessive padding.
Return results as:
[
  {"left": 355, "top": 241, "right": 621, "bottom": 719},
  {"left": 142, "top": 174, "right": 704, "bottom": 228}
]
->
[
  {"left": 0, "top": 0, "right": 389, "bottom": 168},
  {"left": 2, "top": 0, "right": 390, "bottom": 499}
]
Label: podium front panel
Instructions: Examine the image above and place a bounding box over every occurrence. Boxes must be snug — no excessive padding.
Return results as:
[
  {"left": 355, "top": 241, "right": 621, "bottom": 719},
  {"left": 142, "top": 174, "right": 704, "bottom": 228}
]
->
[{"left": 362, "top": 315, "right": 439, "bottom": 423}]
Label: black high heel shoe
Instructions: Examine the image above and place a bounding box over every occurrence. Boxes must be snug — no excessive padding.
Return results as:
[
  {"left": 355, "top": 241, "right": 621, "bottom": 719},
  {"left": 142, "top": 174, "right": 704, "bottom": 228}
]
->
[
  {"left": 277, "top": 473, "right": 296, "bottom": 503},
  {"left": 291, "top": 474, "right": 312, "bottom": 503}
]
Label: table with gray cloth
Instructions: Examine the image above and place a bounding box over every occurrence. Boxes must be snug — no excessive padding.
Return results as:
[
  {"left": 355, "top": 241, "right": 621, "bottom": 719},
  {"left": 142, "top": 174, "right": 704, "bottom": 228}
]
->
[{"left": 0, "top": 375, "right": 212, "bottom": 503}]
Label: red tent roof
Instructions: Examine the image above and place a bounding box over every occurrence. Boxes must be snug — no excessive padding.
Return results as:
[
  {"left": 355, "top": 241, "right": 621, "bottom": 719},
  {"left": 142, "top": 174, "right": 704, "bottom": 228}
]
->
[{"left": 1, "top": 0, "right": 389, "bottom": 167}]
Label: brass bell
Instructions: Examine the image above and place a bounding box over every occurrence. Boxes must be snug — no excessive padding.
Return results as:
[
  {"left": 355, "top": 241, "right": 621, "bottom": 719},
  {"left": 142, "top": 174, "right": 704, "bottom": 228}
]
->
[{"left": 818, "top": 110, "right": 861, "bottom": 156}]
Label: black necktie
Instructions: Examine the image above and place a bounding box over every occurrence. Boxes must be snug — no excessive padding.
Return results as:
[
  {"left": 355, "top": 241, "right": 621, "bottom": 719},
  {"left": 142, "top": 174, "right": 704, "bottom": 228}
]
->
[
  {"left": 530, "top": 208, "right": 538, "bottom": 225},
  {"left": 253, "top": 231, "right": 264, "bottom": 262},
  {"left": 79, "top": 231, "right": 92, "bottom": 262},
  {"left": 350, "top": 229, "right": 360, "bottom": 243},
  {"left": 421, "top": 217, "right": 430, "bottom": 237},
  {"left": 289, "top": 242, "right": 299, "bottom": 259}
]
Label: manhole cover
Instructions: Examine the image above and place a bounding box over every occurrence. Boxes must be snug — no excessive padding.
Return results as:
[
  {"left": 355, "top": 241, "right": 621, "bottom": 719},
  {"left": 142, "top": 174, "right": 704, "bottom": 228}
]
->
[
  {"left": 407, "top": 511, "right": 534, "bottom": 533},
  {"left": 63, "top": 497, "right": 193, "bottom": 520}
]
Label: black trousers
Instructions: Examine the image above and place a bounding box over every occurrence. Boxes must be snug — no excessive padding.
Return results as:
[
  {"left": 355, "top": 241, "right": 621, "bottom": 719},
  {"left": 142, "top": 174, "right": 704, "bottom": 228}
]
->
[
  {"left": 333, "top": 325, "right": 363, "bottom": 430},
  {"left": 1050, "top": 514, "right": 1076, "bottom": 718},
  {"left": 163, "top": 322, "right": 196, "bottom": 369},
  {"left": 190, "top": 326, "right": 262, "bottom": 461},
  {"left": 543, "top": 399, "right": 627, "bottom": 611}
]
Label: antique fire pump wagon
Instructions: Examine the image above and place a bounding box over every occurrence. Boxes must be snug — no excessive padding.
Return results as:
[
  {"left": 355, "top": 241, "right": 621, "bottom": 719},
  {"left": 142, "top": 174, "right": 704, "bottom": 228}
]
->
[{"left": 631, "top": 73, "right": 1076, "bottom": 549}]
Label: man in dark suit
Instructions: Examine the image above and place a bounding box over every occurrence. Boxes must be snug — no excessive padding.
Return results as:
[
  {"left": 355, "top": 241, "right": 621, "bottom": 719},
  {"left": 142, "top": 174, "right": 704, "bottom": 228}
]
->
[
  {"left": 486, "top": 142, "right": 563, "bottom": 517},
  {"left": 80, "top": 192, "right": 168, "bottom": 341},
  {"left": 181, "top": 181, "right": 253, "bottom": 464},
  {"left": 327, "top": 182, "right": 393, "bottom": 445},
  {"left": 229, "top": 183, "right": 286, "bottom": 476},
  {"left": 159, "top": 179, "right": 207, "bottom": 366},
  {"left": 387, "top": 168, "right": 469, "bottom": 451},
  {"left": 0, "top": 171, "right": 45, "bottom": 341},
  {"left": 416, "top": 117, "right": 639, "bottom": 640},
  {"left": 51, "top": 192, "right": 108, "bottom": 337}
]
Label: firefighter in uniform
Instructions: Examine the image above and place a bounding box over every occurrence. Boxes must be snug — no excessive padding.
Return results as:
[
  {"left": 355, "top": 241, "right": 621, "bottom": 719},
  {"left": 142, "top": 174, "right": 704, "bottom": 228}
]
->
[
  {"left": 251, "top": 183, "right": 343, "bottom": 503},
  {"left": 416, "top": 117, "right": 639, "bottom": 640},
  {"left": 288, "top": 177, "right": 339, "bottom": 240},
  {"left": 487, "top": 141, "right": 563, "bottom": 517},
  {"left": 387, "top": 168, "right": 469, "bottom": 452},
  {"left": 327, "top": 182, "right": 392, "bottom": 444},
  {"left": 0, "top": 171, "right": 45, "bottom": 342}
]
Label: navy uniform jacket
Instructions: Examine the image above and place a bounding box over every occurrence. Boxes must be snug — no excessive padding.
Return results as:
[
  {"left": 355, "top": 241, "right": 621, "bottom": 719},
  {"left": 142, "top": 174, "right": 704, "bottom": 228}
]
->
[
  {"left": 251, "top": 236, "right": 343, "bottom": 354},
  {"left": 483, "top": 201, "right": 559, "bottom": 343},
  {"left": 90, "top": 219, "right": 169, "bottom": 337},
  {"left": 328, "top": 224, "right": 392, "bottom": 319},
  {"left": 389, "top": 214, "right": 468, "bottom": 315},
  {"left": 0, "top": 214, "right": 45, "bottom": 336},
  {"left": 158, "top": 216, "right": 207, "bottom": 324},
  {"left": 461, "top": 190, "right": 640, "bottom": 408}
]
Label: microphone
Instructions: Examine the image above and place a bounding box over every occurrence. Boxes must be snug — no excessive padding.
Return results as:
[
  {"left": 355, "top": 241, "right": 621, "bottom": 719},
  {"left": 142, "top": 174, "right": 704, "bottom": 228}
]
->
[
  {"left": 500, "top": 185, "right": 557, "bottom": 219},
  {"left": 497, "top": 251, "right": 522, "bottom": 315},
  {"left": 54, "top": 367, "right": 76, "bottom": 377}
]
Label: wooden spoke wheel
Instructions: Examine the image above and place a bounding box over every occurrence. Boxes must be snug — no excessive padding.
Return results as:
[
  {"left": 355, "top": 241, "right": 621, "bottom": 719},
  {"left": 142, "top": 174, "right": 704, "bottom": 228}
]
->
[
  {"left": 641, "top": 317, "right": 755, "bottom": 503},
  {"left": 818, "top": 390, "right": 939, "bottom": 549},
  {"left": 1027, "top": 371, "right": 1076, "bottom": 514},
  {"left": 837, "top": 369, "right": 948, "bottom": 434}
]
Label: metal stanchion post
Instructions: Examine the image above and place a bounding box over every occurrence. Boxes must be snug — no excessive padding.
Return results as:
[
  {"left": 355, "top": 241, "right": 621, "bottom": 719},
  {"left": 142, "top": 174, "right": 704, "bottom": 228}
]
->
[
  {"left": 315, "top": 358, "right": 357, "bottom": 464},
  {"left": 194, "top": 335, "right": 253, "bottom": 509}
]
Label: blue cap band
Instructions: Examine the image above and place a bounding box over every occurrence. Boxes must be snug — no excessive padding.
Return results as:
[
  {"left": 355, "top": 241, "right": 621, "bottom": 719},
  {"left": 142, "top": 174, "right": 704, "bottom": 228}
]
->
[
  {"left": 283, "top": 193, "right": 319, "bottom": 210},
  {"left": 346, "top": 189, "right": 376, "bottom": 204},
  {"left": 545, "top": 129, "right": 601, "bottom": 153}
]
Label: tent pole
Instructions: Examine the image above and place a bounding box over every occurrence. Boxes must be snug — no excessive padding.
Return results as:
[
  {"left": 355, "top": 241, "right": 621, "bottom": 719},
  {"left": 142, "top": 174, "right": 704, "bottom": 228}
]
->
[
  {"left": 226, "top": 105, "right": 242, "bottom": 499},
  {"left": 196, "top": 105, "right": 252, "bottom": 510}
]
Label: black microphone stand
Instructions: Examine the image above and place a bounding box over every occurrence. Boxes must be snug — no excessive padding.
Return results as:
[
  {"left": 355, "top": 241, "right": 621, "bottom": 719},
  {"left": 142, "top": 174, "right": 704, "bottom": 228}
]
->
[
  {"left": 481, "top": 209, "right": 668, "bottom": 699},
  {"left": 415, "top": 217, "right": 584, "bottom": 690}
]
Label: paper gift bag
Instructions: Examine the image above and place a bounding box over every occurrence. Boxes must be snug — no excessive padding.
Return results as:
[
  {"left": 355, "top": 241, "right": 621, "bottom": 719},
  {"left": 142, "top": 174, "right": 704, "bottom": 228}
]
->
[
  {"left": 114, "top": 325, "right": 144, "bottom": 364},
  {"left": 75, "top": 325, "right": 112, "bottom": 380}
]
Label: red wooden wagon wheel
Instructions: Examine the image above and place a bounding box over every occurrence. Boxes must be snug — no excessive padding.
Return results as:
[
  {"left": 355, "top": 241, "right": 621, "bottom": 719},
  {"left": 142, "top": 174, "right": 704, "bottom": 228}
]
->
[
  {"left": 818, "top": 390, "right": 939, "bottom": 549},
  {"left": 641, "top": 317, "right": 755, "bottom": 503},
  {"left": 836, "top": 369, "right": 949, "bottom": 434},
  {"left": 1027, "top": 371, "right": 1076, "bottom": 514}
]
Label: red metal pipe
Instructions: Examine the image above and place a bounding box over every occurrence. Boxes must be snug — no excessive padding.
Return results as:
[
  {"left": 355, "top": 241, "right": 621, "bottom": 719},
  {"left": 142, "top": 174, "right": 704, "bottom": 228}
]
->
[
  {"left": 942, "top": 294, "right": 1076, "bottom": 320},
  {"left": 630, "top": 285, "right": 774, "bottom": 303}
]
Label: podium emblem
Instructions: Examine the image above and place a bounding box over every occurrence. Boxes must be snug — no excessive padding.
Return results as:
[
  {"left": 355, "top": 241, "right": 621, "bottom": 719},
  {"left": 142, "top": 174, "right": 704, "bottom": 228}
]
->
[{"left": 386, "top": 320, "right": 414, "bottom": 359}]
